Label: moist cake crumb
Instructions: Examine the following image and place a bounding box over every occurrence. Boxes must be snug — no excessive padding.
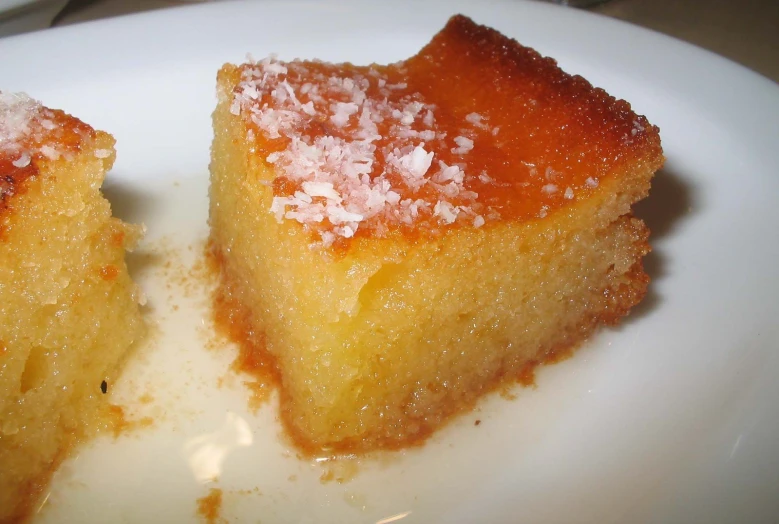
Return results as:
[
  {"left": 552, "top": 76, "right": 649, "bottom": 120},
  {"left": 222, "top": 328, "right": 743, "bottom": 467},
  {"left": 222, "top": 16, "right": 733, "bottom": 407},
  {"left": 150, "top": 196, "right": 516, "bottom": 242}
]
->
[{"left": 1, "top": 93, "right": 144, "bottom": 521}]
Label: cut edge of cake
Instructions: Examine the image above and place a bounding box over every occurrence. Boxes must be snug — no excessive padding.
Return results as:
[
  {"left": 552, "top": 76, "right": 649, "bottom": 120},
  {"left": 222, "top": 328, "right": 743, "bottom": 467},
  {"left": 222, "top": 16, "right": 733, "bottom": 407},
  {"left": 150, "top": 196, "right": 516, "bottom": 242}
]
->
[{"left": 0, "top": 93, "right": 146, "bottom": 521}]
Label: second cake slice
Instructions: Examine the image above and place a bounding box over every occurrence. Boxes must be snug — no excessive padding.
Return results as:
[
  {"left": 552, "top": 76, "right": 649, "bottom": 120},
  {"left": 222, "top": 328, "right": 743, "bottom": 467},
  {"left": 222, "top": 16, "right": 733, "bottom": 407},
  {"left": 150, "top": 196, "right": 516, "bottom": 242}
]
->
[{"left": 0, "top": 92, "right": 145, "bottom": 521}]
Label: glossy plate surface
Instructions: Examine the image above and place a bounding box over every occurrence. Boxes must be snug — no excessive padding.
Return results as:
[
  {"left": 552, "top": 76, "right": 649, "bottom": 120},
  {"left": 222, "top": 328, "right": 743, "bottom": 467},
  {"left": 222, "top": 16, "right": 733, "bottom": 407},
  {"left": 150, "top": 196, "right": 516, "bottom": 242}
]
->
[{"left": 2, "top": 1, "right": 778, "bottom": 522}]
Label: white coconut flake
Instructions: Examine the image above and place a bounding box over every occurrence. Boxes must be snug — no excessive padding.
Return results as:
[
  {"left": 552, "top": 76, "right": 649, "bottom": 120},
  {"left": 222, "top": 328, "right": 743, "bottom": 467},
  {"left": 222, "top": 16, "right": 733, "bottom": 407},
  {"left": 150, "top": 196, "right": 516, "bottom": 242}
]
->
[
  {"left": 11, "top": 152, "right": 30, "bottom": 168},
  {"left": 452, "top": 136, "right": 474, "bottom": 155},
  {"left": 269, "top": 196, "right": 290, "bottom": 220},
  {"left": 330, "top": 102, "right": 359, "bottom": 127},
  {"left": 423, "top": 110, "right": 434, "bottom": 127},
  {"left": 478, "top": 171, "right": 495, "bottom": 184},
  {"left": 94, "top": 149, "right": 112, "bottom": 159},
  {"left": 434, "top": 200, "right": 459, "bottom": 224},
  {"left": 334, "top": 225, "right": 351, "bottom": 238},
  {"left": 436, "top": 162, "right": 465, "bottom": 184},
  {"left": 266, "top": 152, "right": 281, "bottom": 163},
  {"left": 40, "top": 145, "right": 60, "bottom": 160},
  {"left": 564, "top": 186, "right": 574, "bottom": 199},
  {"left": 542, "top": 183, "right": 558, "bottom": 194},
  {"left": 302, "top": 181, "right": 342, "bottom": 201},
  {"left": 442, "top": 182, "right": 460, "bottom": 198},
  {"left": 328, "top": 206, "right": 364, "bottom": 224},
  {"left": 585, "top": 177, "right": 599, "bottom": 188},
  {"left": 465, "top": 112, "right": 485, "bottom": 126},
  {"left": 402, "top": 145, "right": 434, "bottom": 179}
]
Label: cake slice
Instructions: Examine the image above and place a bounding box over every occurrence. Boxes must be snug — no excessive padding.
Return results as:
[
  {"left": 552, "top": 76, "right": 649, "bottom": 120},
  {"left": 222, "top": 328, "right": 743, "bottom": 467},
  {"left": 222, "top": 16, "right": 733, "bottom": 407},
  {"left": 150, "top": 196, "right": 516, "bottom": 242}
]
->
[
  {"left": 209, "top": 15, "right": 663, "bottom": 453},
  {"left": 0, "top": 93, "right": 145, "bottom": 521}
]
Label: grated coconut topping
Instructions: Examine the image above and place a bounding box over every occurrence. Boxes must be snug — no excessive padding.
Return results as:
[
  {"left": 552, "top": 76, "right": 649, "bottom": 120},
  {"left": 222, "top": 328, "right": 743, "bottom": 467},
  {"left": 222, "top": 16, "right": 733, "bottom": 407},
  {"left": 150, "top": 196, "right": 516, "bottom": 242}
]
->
[
  {"left": 230, "top": 56, "right": 603, "bottom": 244},
  {"left": 1, "top": 91, "right": 100, "bottom": 168},
  {"left": 231, "top": 56, "right": 493, "bottom": 245},
  {"left": 0, "top": 92, "right": 43, "bottom": 168}
]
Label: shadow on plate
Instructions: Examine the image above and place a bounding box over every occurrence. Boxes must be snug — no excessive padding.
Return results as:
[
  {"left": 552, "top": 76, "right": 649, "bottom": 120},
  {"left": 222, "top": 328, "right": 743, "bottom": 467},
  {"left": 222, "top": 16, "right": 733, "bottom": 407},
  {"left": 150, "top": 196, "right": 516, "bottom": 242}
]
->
[
  {"left": 102, "top": 177, "right": 166, "bottom": 225},
  {"left": 621, "top": 164, "right": 695, "bottom": 324},
  {"left": 101, "top": 178, "right": 168, "bottom": 285}
]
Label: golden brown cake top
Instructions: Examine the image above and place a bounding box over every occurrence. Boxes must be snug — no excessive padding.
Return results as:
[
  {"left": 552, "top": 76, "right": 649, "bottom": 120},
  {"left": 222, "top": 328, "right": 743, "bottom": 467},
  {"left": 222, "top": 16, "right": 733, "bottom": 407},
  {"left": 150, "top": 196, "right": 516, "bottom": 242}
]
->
[
  {"left": 0, "top": 92, "right": 97, "bottom": 215},
  {"left": 228, "top": 15, "right": 662, "bottom": 246}
]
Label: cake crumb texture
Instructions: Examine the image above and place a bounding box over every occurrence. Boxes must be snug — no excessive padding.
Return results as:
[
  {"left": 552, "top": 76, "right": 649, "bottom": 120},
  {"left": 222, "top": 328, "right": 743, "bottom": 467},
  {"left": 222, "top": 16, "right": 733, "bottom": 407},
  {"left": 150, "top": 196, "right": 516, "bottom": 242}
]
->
[
  {"left": 0, "top": 93, "right": 145, "bottom": 522},
  {"left": 196, "top": 488, "right": 225, "bottom": 524}
]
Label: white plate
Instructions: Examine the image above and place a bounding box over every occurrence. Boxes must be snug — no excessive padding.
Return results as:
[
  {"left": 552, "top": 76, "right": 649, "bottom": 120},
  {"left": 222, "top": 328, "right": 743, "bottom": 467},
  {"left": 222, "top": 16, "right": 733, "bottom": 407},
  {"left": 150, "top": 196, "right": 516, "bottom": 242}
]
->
[{"left": 3, "top": 1, "right": 779, "bottom": 522}]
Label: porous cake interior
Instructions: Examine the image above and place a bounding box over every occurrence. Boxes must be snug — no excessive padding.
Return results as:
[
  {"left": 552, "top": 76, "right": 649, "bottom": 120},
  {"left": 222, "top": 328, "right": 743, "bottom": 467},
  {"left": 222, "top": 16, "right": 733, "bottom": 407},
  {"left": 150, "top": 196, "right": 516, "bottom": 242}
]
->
[
  {"left": 209, "top": 15, "right": 663, "bottom": 452},
  {"left": 0, "top": 94, "right": 145, "bottom": 521},
  {"left": 211, "top": 132, "right": 650, "bottom": 451}
]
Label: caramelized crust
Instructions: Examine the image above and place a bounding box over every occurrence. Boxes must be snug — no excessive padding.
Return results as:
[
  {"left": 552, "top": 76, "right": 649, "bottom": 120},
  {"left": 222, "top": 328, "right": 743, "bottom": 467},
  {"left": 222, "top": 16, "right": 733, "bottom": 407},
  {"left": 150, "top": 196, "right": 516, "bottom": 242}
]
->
[
  {"left": 1, "top": 95, "right": 95, "bottom": 218},
  {"left": 406, "top": 14, "right": 663, "bottom": 218},
  {"left": 225, "top": 15, "right": 662, "bottom": 248}
]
